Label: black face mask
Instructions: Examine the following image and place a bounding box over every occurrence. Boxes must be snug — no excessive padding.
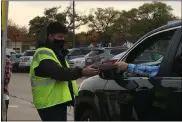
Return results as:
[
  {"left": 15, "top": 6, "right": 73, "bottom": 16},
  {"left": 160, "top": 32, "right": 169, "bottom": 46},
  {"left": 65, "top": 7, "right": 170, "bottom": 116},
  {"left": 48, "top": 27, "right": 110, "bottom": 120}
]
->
[{"left": 53, "top": 39, "right": 65, "bottom": 49}]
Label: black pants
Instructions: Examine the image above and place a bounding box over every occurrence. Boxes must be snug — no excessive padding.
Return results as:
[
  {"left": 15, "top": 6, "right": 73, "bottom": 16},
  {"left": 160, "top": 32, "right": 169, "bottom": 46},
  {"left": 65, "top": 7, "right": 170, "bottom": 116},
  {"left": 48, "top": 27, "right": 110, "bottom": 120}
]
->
[
  {"left": 37, "top": 103, "right": 67, "bottom": 121},
  {"left": 5, "top": 100, "right": 9, "bottom": 121}
]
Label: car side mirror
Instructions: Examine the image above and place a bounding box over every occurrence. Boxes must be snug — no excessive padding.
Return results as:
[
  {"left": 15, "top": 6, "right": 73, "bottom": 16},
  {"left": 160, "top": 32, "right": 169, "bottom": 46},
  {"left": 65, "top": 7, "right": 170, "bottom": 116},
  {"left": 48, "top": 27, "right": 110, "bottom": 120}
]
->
[
  {"left": 99, "top": 69, "right": 139, "bottom": 90},
  {"left": 98, "top": 63, "right": 117, "bottom": 80},
  {"left": 114, "top": 73, "right": 139, "bottom": 90},
  {"left": 99, "top": 69, "right": 115, "bottom": 80}
]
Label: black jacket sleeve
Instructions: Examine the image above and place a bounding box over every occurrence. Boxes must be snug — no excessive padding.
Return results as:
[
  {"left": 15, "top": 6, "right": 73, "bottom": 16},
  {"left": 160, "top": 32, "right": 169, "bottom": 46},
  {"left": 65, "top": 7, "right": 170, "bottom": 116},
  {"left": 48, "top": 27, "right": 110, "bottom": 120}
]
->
[{"left": 34, "top": 59, "right": 83, "bottom": 81}]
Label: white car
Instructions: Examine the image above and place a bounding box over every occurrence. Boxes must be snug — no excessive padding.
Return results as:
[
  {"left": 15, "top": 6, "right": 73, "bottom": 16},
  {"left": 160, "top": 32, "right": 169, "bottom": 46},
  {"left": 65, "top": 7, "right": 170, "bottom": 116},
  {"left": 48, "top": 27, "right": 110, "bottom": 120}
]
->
[
  {"left": 68, "top": 57, "right": 85, "bottom": 68},
  {"left": 112, "top": 51, "right": 126, "bottom": 60},
  {"left": 19, "top": 50, "right": 36, "bottom": 72},
  {"left": 6, "top": 48, "right": 17, "bottom": 55}
]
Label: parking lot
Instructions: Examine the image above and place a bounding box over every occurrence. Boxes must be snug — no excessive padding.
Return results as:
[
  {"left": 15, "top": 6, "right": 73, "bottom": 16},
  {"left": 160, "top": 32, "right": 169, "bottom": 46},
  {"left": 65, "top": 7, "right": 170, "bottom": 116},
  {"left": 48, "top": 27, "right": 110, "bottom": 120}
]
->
[{"left": 7, "top": 73, "right": 86, "bottom": 121}]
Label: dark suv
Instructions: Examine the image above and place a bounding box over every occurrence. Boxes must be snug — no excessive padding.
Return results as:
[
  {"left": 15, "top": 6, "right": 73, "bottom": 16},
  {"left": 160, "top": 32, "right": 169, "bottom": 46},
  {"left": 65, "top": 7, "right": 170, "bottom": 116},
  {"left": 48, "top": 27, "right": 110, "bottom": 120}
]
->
[{"left": 74, "top": 21, "right": 182, "bottom": 121}]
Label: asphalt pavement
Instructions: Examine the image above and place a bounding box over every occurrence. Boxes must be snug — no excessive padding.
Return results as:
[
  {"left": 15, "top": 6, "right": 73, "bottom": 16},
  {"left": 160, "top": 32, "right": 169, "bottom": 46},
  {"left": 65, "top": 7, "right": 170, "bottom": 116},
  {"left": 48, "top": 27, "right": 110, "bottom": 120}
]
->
[{"left": 7, "top": 73, "right": 86, "bottom": 121}]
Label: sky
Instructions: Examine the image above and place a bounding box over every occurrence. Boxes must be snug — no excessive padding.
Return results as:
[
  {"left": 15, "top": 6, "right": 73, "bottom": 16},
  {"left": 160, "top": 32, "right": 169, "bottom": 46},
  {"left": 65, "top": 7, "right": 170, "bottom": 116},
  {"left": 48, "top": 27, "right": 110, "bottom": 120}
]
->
[{"left": 8, "top": 1, "right": 181, "bottom": 33}]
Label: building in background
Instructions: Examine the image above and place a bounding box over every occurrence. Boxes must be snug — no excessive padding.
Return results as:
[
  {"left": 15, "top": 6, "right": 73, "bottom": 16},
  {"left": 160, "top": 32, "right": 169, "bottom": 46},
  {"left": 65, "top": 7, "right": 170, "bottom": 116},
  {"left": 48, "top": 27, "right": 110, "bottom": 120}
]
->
[{"left": 6, "top": 38, "right": 35, "bottom": 53}]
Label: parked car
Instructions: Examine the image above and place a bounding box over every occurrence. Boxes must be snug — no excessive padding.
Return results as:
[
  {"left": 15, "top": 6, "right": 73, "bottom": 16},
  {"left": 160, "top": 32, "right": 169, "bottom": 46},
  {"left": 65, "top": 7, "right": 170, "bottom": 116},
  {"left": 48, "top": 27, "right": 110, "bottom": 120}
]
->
[
  {"left": 74, "top": 21, "right": 182, "bottom": 121},
  {"left": 19, "top": 50, "right": 36, "bottom": 72},
  {"left": 6, "top": 48, "right": 17, "bottom": 55},
  {"left": 85, "top": 47, "right": 127, "bottom": 66},
  {"left": 66, "top": 47, "right": 91, "bottom": 60},
  {"left": 68, "top": 48, "right": 73, "bottom": 52},
  {"left": 10, "top": 53, "right": 22, "bottom": 72},
  {"left": 68, "top": 57, "right": 85, "bottom": 68}
]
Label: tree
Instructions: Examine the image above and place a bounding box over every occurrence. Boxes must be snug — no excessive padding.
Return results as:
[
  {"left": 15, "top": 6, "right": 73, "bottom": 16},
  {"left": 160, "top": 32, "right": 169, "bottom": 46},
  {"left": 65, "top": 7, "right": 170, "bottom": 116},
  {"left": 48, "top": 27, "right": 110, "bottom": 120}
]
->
[
  {"left": 28, "top": 3, "right": 88, "bottom": 42},
  {"left": 75, "top": 30, "right": 101, "bottom": 47},
  {"left": 109, "top": 2, "right": 178, "bottom": 44},
  {"left": 87, "top": 7, "right": 120, "bottom": 45},
  {"left": 130, "top": 2, "right": 178, "bottom": 41},
  {"left": 7, "top": 19, "right": 30, "bottom": 42}
]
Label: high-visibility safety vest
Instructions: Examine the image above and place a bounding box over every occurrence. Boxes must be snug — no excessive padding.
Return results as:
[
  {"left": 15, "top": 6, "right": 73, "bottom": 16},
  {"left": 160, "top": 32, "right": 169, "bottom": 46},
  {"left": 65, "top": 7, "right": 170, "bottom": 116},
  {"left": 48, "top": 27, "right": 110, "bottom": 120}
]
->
[{"left": 29, "top": 47, "right": 78, "bottom": 109}]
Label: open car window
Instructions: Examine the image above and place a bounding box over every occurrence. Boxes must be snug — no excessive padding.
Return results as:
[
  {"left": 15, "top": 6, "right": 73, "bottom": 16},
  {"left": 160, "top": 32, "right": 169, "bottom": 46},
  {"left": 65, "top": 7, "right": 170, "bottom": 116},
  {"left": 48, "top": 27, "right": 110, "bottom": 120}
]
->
[
  {"left": 22, "top": 51, "right": 35, "bottom": 56},
  {"left": 122, "top": 28, "right": 178, "bottom": 77},
  {"left": 126, "top": 28, "right": 177, "bottom": 65}
]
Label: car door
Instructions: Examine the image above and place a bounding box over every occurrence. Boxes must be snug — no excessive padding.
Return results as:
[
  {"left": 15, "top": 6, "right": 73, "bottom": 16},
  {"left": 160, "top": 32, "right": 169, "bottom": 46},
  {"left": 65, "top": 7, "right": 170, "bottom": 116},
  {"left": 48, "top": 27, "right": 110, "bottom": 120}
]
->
[
  {"left": 133, "top": 29, "right": 181, "bottom": 121},
  {"left": 148, "top": 37, "right": 182, "bottom": 120},
  {"left": 103, "top": 26, "right": 181, "bottom": 121}
]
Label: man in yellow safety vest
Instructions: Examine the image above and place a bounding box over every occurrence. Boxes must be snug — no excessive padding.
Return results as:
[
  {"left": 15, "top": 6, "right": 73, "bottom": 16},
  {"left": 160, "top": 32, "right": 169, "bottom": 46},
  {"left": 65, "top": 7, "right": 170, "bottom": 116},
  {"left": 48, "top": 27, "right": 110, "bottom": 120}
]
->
[{"left": 29, "top": 22, "right": 99, "bottom": 121}]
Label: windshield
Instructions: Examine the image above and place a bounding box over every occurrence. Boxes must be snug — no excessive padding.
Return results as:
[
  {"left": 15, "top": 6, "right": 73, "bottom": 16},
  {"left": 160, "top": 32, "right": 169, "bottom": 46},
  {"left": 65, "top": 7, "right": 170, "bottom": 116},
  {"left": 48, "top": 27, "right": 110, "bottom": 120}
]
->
[
  {"left": 110, "top": 48, "right": 127, "bottom": 55},
  {"left": 86, "top": 49, "right": 104, "bottom": 57},
  {"left": 16, "top": 54, "right": 22, "bottom": 58},
  {"left": 22, "top": 51, "right": 35, "bottom": 56},
  {"left": 69, "top": 49, "right": 91, "bottom": 56}
]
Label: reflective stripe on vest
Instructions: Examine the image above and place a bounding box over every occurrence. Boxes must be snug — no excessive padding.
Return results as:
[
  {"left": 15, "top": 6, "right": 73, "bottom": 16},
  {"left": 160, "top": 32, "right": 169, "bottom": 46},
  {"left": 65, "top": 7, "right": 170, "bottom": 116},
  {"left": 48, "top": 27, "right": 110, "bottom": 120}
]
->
[
  {"left": 30, "top": 49, "right": 59, "bottom": 87},
  {"left": 32, "top": 50, "right": 56, "bottom": 63},
  {"left": 30, "top": 75, "right": 56, "bottom": 87}
]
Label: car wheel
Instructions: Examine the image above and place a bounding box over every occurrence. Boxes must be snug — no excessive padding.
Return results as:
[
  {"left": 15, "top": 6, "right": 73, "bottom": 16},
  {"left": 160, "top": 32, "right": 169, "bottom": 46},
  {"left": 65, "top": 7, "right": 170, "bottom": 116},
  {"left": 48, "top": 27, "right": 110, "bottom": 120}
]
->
[{"left": 80, "top": 109, "right": 98, "bottom": 121}]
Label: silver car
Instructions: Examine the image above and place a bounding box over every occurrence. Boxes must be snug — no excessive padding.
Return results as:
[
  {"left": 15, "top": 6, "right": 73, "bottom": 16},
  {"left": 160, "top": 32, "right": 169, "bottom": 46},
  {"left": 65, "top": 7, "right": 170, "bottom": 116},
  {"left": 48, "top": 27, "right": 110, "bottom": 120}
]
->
[
  {"left": 85, "top": 47, "right": 127, "bottom": 66},
  {"left": 68, "top": 57, "right": 85, "bottom": 68},
  {"left": 19, "top": 50, "right": 36, "bottom": 72},
  {"left": 67, "top": 48, "right": 91, "bottom": 60}
]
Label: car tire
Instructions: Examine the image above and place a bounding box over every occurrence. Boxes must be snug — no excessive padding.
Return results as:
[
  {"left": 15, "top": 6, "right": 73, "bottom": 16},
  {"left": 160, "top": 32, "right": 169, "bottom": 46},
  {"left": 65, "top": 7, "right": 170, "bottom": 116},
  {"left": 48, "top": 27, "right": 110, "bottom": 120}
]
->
[{"left": 80, "top": 109, "right": 98, "bottom": 121}]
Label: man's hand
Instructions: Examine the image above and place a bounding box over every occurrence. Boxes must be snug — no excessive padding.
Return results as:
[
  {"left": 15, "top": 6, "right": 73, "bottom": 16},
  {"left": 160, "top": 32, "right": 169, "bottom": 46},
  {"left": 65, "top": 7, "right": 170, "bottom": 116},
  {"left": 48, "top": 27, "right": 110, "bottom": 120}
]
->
[
  {"left": 82, "top": 65, "right": 99, "bottom": 77},
  {"left": 114, "top": 61, "right": 128, "bottom": 71}
]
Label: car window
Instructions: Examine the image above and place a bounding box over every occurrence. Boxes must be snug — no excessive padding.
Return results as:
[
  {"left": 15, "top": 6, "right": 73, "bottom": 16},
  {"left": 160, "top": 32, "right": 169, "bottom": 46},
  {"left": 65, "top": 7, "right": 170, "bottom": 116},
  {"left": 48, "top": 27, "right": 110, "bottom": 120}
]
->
[
  {"left": 110, "top": 49, "right": 127, "bottom": 55},
  {"left": 135, "top": 51, "right": 163, "bottom": 62},
  {"left": 22, "top": 51, "right": 35, "bottom": 56},
  {"left": 82, "top": 49, "right": 91, "bottom": 55},
  {"left": 16, "top": 54, "right": 22, "bottom": 58},
  {"left": 87, "top": 49, "right": 104, "bottom": 56},
  {"left": 136, "top": 51, "right": 151, "bottom": 61},
  {"left": 150, "top": 52, "right": 163, "bottom": 61},
  {"left": 112, "top": 52, "right": 126, "bottom": 59},
  {"left": 132, "top": 29, "right": 177, "bottom": 64},
  {"left": 172, "top": 40, "right": 182, "bottom": 77},
  {"left": 69, "top": 50, "right": 83, "bottom": 56},
  {"left": 11, "top": 52, "right": 16, "bottom": 55}
]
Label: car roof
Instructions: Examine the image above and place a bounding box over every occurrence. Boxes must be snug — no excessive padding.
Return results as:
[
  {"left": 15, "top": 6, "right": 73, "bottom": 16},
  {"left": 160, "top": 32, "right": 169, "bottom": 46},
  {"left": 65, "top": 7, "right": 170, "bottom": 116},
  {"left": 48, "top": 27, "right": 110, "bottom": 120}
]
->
[
  {"left": 24, "top": 50, "right": 36, "bottom": 52},
  {"left": 72, "top": 47, "right": 91, "bottom": 50},
  {"left": 103, "top": 47, "right": 128, "bottom": 50},
  {"left": 91, "top": 47, "right": 103, "bottom": 50}
]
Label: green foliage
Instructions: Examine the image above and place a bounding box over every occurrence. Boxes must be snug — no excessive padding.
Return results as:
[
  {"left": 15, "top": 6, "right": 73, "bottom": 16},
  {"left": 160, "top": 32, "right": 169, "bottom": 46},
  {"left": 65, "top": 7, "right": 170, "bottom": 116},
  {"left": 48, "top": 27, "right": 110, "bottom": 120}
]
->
[
  {"left": 28, "top": 1, "right": 180, "bottom": 47},
  {"left": 28, "top": 3, "right": 88, "bottom": 42}
]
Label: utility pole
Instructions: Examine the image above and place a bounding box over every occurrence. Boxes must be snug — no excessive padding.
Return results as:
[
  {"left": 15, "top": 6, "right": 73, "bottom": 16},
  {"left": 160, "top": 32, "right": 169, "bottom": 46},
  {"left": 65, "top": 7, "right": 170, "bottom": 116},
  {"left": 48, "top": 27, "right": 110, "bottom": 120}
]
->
[
  {"left": 1, "top": 1, "right": 9, "bottom": 121},
  {"left": 13, "top": 34, "right": 19, "bottom": 52},
  {"left": 72, "top": 1, "right": 75, "bottom": 48}
]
